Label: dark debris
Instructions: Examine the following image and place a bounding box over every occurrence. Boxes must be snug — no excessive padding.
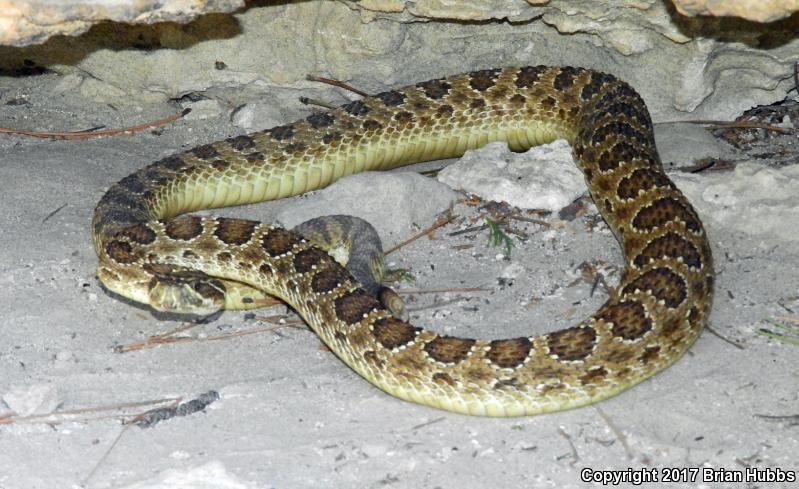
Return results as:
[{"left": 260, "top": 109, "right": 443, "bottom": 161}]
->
[
  {"left": 712, "top": 98, "right": 798, "bottom": 166},
  {"left": 133, "top": 390, "right": 220, "bottom": 428}
]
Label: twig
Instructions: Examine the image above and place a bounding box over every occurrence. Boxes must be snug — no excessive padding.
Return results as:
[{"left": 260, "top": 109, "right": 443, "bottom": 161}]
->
[
  {"left": 114, "top": 320, "right": 303, "bottom": 353},
  {"left": 113, "top": 321, "right": 199, "bottom": 352},
  {"left": 450, "top": 244, "right": 473, "bottom": 251},
  {"left": 398, "top": 286, "right": 489, "bottom": 295},
  {"left": 410, "top": 417, "right": 446, "bottom": 430},
  {"left": 503, "top": 226, "right": 528, "bottom": 240},
  {"left": 450, "top": 212, "right": 545, "bottom": 238},
  {"left": 677, "top": 119, "right": 790, "bottom": 134},
  {"left": 753, "top": 413, "right": 799, "bottom": 426},
  {"left": 595, "top": 406, "right": 634, "bottom": 460},
  {"left": 0, "top": 397, "right": 181, "bottom": 425},
  {"left": 0, "top": 109, "right": 189, "bottom": 140},
  {"left": 41, "top": 203, "right": 67, "bottom": 223},
  {"left": 384, "top": 211, "right": 456, "bottom": 255},
  {"left": 448, "top": 224, "right": 488, "bottom": 237},
  {"left": 454, "top": 215, "right": 536, "bottom": 238},
  {"left": 408, "top": 296, "right": 472, "bottom": 313},
  {"left": 83, "top": 423, "right": 132, "bottom": 485},
  {"left": 589, "top": 274, "right": 601, "bottom": 297},
  {"left": 705, "top": 325, "right": 745, "bottom": 350},
  {"left": 306, "top": 74, "right": 370, "bottom": 97},
  {"left": 249, "top": 313, "right": 295, "bottom": 323},
  {"left": 506, "top": 213, "right": 551, "bottom": 228},
  {"left": 557, "top": 427, "right": 580, "bottom": 465}
]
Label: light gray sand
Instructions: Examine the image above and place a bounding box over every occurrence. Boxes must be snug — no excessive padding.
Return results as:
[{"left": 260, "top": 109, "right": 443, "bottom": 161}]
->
[{"left": 0, "top": 70, "right": 797, "bottom": 489}]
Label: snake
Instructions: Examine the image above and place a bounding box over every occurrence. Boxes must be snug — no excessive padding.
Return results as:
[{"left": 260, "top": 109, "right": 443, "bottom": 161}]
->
[{"left": 92, "top": 66, "right": 714, "bottom": 417}]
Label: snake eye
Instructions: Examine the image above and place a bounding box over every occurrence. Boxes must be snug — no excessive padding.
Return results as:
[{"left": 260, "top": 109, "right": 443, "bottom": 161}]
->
[{"left": 193, "top": 279, "right": 227, "bottom": 304}]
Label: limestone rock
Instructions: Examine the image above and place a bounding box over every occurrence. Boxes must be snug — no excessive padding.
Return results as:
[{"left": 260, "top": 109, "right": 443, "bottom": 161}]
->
[
  {"left": 1, "top": 0, "right": 795, "bottom": 125},
  {"left": 671, "top": 0, "right": 799, "bottom": 23},
  {"left": 437, "top": 140, "right": 584, "bottom": 211},
  {"left": 357, "top": 0, "right": 799, "bottom": 24},
  {"left": 0, "top": 0, "right": 243, "bottom": 47},
  {"left": 276, "top": 172, "right": 458, "bottom": 242},
  {"left": 407, "top": 0, "right": 545, "bottom": 21},
  {"left": 673, "top": 163, "right": 799, "bottom": 242}
]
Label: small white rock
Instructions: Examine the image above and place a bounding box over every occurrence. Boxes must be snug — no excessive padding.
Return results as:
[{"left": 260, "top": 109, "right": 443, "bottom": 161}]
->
[
  {"left": 438, "top": 140, "right": 583, "bottom": 210},
  {"left": 3, "top": 384, "right": 61, "bottom": 417},
  {"left": 53, "top": 350, "right": 75, "bottom": 368},
  {"left": 361, "top": 443, "right": 388, "bottom": 458},
  {"left": 231, "top": 100, "right": 285, "bottom": 132},
  {"left": 182, "top": 99, "right": 224, "bottom": 121},
  {"left": 500, "top": 262, "right": 526, "bottom": 280},
  {"left": 170, "top": 450, "right": 192, "bottom": 460},
  {"left": 277, "top": 172, "right": 457, "bottom": 241},
  {"left": 117, "top": 460, "right": 250, "bottom": 489}
]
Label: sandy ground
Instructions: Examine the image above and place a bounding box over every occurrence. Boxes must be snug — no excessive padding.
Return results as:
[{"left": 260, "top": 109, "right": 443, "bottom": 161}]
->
[{"left": 1, "top": 70, "right": 797, "bottom": 489}]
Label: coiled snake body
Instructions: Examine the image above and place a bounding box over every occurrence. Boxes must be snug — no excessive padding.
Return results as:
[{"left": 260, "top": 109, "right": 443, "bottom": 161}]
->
[{"left": 93, "top": 66, "right": 713, "bottom": 416}]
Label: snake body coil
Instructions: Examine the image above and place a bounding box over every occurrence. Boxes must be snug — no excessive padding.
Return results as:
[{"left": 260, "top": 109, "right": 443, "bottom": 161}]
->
[{"left": 93, "top": 66, "right": 713, "bottom": 416}]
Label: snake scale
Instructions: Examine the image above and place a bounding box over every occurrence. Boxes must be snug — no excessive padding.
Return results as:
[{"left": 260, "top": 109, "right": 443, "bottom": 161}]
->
[{"left": 93, "top": 66, "right": 714, "bottom": 416}]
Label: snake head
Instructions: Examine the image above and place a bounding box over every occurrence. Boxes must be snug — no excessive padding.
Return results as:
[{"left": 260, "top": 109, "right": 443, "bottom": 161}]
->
[{"left": 145, "top": 265, "right": 226, "bottom": 315}]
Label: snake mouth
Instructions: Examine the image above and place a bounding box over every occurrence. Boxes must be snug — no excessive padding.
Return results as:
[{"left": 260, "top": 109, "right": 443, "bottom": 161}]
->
[{"left": 145, "top": 266, "right": 227, "bottom": 315}]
